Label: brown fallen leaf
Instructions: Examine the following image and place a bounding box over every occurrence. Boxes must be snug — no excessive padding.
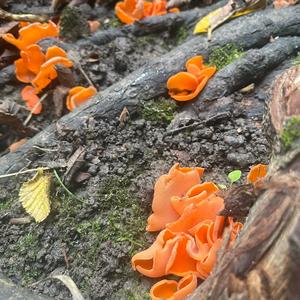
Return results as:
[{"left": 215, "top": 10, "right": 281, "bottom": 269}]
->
[
  {"left": 9, "top": 138, "right": 27, "bottom": 152},
  {"left": 119, "top": 106, "right": 129, "bottom": 127},
  {"left": 52, "top": 85, "right": 70, "bottom": 117},
  {"left": 0, "top": 112, "right": 34, "bottom": 136}
]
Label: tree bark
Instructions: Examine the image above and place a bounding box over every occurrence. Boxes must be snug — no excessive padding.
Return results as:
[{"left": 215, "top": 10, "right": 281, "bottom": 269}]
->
[
  {"left": 188, "top": 66, "right": 300, "bottom": 300},
  {"left": 0, "top": 6, "right": 300, "bottom": 175}
]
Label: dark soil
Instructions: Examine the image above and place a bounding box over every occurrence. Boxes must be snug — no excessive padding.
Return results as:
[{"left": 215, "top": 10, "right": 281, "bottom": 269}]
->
[{"left": 0, "top": 0, "right": 281, "bottom": 299}]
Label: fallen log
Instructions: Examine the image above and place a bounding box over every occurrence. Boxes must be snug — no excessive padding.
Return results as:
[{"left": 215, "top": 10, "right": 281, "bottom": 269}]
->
[
  {"left": 196, "top": 36, "right": 300, "bottom": 104},
  {"left": 188, "top": 66, "right": 300, "bottom": 300},
  {"left": 0, "top": 6, "right": 300, "bottom": 175},
  {"left": 86, "top": 0, "right": 227, "bottom": 46}
]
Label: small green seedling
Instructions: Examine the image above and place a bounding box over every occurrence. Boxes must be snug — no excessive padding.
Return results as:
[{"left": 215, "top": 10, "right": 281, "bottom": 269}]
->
[{"left": 228, "top": 170, "right": 242, "bottom": 184}]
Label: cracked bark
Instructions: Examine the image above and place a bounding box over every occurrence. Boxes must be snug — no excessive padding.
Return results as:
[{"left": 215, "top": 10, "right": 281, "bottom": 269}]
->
[{"left": 0, "top": 6, "right": 300, "bottom": 175}]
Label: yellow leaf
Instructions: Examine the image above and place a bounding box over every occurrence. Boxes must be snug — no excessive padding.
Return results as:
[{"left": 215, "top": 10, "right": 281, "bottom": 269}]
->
[
  {"left": 193, "top": 8, "right": 224, "bottom": 34},
  {"left": 193, "top": 0, "right": 266, "bottom": 34},
  {"left": 19, "top": 169, "right": 52, "bottom": 223}
]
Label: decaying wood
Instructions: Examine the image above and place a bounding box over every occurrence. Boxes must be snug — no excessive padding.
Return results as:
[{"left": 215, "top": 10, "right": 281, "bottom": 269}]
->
[
  {"left": 0, "top": 6, "right": 300, "bottom": 175},
  {"left": 188, "top": 65, "right": 300, "bottom": 300},
  {"left": 196, "top": 36, "right": 300, "bottom": 104},
  {"left": 85, "top": 0, "right": 227, "bottom": 46}
]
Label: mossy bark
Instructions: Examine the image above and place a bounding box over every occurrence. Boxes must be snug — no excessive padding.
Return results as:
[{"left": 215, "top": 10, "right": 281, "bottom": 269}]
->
[
  {"left": 0, "top": 6, "right": 300, "bottom": 176},
  {"left": 188, "top": 66, "right": 300, "bottom": 300}
]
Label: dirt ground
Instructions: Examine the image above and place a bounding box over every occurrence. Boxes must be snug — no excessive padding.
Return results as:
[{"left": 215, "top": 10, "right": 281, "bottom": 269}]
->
[{"left": 0, "top": 0, "right": 275, "bottom": 299}]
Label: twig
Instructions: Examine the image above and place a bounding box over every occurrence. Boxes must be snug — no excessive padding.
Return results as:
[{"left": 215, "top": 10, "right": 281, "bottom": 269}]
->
[
  {"left": 24, "top": 92, "right": 48, "bottom": 126},
  {"left": 78, "top": 64, "right": 95, "bottom": 88},
  {"left": 0, "top": 167, "right": 50, "bottom": 179},
  {"left": 53, "top": 169, "right": 76, "bottom": 198},
  {"left": 0, "top": 7, "right": 48, "bottom": 22},
  {"left": 9, "top": 216, "right": 32, "bottom": 224}
]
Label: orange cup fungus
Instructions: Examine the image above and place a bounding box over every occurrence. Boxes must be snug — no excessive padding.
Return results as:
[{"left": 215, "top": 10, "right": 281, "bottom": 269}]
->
[
  {"left": 132, "top": 164, "right": 244, "bottom": 300},
  {"left": 66, "top": 86, "right": 97, "bottom": 111},
  {"left": 2, "top": 21, "right": 59, "bottom": 51},
  {"left": 115, "top": 0, "right": 179, "bottom": 25},
  {"left": 3, "top": 21, "right": 96, "bottom": 114},
  {"left": 247, "top": 163, "right": 268, "bottom": 184},
  {"left": 167, "top": 56, "right": 216, "bottom": 101}
]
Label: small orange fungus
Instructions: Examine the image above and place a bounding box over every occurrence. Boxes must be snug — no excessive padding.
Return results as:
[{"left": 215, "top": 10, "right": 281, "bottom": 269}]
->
[
  {"left": 66, "top": 86, "right": 97, "bottom": 111},
  {"left": 133, "top": 164, "right": 243, "bottom": 299},
  {"left": 115, "top": 0, "right": 179, "bottom": 24},
  {"left": 146, "top": 163, "right": 204, "bottom": 232},
  {"left": 167, "top": 55, "right": 216, "bottom": 101},
  {"left": 3, "top": 21, "right": 59, "bottom": 50},
  {"left": 21, "top": 85, "right": 42, "bottom": 114},
  {"left": 247, "top": 164, "right": 268, "bottom": 184},
  {"left": 150, "top": 273, "right": 197, "bottom": 300}
]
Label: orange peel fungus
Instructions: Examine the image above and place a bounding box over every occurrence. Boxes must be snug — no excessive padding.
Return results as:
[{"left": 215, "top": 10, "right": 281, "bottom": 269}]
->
[
  {"left": 4, "top": 21, "right": 96, "bottom": 114},
  {"left": 115, "top": 0, "right": 179, "bottom": 25},
  {"left": 167, "top": 55, "right": 216, "bottom": 101},
  {"left": 66, "top": 86, "right": 97, "bottom": 111},
  {"left": 132, "top": 164, "right": 244, "bottom": 300}
]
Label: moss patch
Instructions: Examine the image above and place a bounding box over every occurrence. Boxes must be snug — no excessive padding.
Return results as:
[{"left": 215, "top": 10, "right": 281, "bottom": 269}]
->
[
  {"left": 209, "top": 43, "right": 244, "bottom": 70},
  {"left": 142, "top": 97, "right": 177, "bottom": 123},
  {"left": 293, "top": 54, "right": 300, "bottom": 66},
  {"left": 109, "top": 17, "right": 122, "bottom": 29},
  {"left": 0, "top": 198, "right": 13, "bottom": 211},
  {"left": 281, "top": 116, "right": 300, "bottom": 150},
  {"left": 174, "top": 25, "right": 189, "bottom": 45}
]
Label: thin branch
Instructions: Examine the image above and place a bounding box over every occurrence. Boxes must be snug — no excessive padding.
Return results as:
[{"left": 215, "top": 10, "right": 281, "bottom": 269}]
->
[
  {"left": 0, "top": 167, "right": 50, "bottom": 179},
  {"left": 24, "top": 92, "right": 48, "bottom": 126},
  {"left": 0, "top": 7, "right": 48, "bottom": 22}
]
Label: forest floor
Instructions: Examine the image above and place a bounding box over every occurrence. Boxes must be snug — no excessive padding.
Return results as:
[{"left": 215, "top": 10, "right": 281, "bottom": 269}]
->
[{"left": 0, "top": 0, "right": 296, "bottom": 299}]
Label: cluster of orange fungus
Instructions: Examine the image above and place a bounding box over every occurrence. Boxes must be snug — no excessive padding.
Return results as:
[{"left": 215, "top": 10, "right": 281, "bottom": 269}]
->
[
  {"left": 115, "top": 0, "right": 179, "bottom": 25},
  {"left": 167, "top": 56, "right": 216, "bottom": 101},
  {"left": 3, "top": 22, "right": 96, "bottom": 114},
  {"left": 2, "top": 21, "right": 59, "bottom": 50},
  {"left": 66, "top": 86, "right": 97, "bottom": 111},
  {"left": 132, "top": 164, "right": 243, "bottom": 299}
]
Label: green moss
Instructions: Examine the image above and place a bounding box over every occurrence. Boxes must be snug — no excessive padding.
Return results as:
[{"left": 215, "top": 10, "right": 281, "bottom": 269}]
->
[
  {"left": 75, "top": 176, "right": 148, "bottom": 265},
  {"left": 142, "top": 97, "right": 177, "bottom": 123},
  {"left": 174, "top": 25, "right": 189, "bottom": 45},
  {"left": 59, "top": 6, "right": 89, "bottom": 42},
  {"left": 209, "top": 43, "right": 244, "bottom": 70},
  {"left": 21, "top": 269, "right": 41, "bottom": 285},
  {"left": 16, "top": 232, "right": 39, "bottom": 251},
  {"left": 0, "top": 198, "right": 12, "bottom": 211},
  {"left": 109, "top": 17, "right": 122, "bottom": 28},
  {"left": 281, "top": 116, "right": 300, "bottom": 150},
  {"left": 293, "top": 54, "right": 300, "bottom": 66}
]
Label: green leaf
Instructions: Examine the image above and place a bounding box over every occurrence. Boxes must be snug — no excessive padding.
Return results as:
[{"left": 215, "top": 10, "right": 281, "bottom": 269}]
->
[{"left": 228, "top": 170, "right": 242, "bottom": 184}]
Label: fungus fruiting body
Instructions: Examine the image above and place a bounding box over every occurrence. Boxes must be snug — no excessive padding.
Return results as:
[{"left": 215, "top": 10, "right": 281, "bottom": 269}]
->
[
  {"left": 115, "top": 0, "right": 179, "bottom": 24},
  {"left": 3, "top": 21, "right": 59, "bottom": 50},
  {"left": 247, "top": 164, "right": 268, "bottom": 184},
  {"left": 4, "top": 21, "right": 96, "bottom": 114},
  {"left": 132, "top": 164, "right": 243, "bottom": 300},
  {"left": 167, "top": 55, "right": 216, "bottom": 101},
  {"left": 66, "top": 86, "right": 97, "bottom": 111}
]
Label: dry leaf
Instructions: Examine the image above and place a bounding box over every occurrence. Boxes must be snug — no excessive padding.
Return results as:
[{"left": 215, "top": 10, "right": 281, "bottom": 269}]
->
[
  {"left": 19, "top": 169, "right": 52, "bottom": 223},
  {"left": 194, "top": 0, "right": 267, "bottom": 38}
]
